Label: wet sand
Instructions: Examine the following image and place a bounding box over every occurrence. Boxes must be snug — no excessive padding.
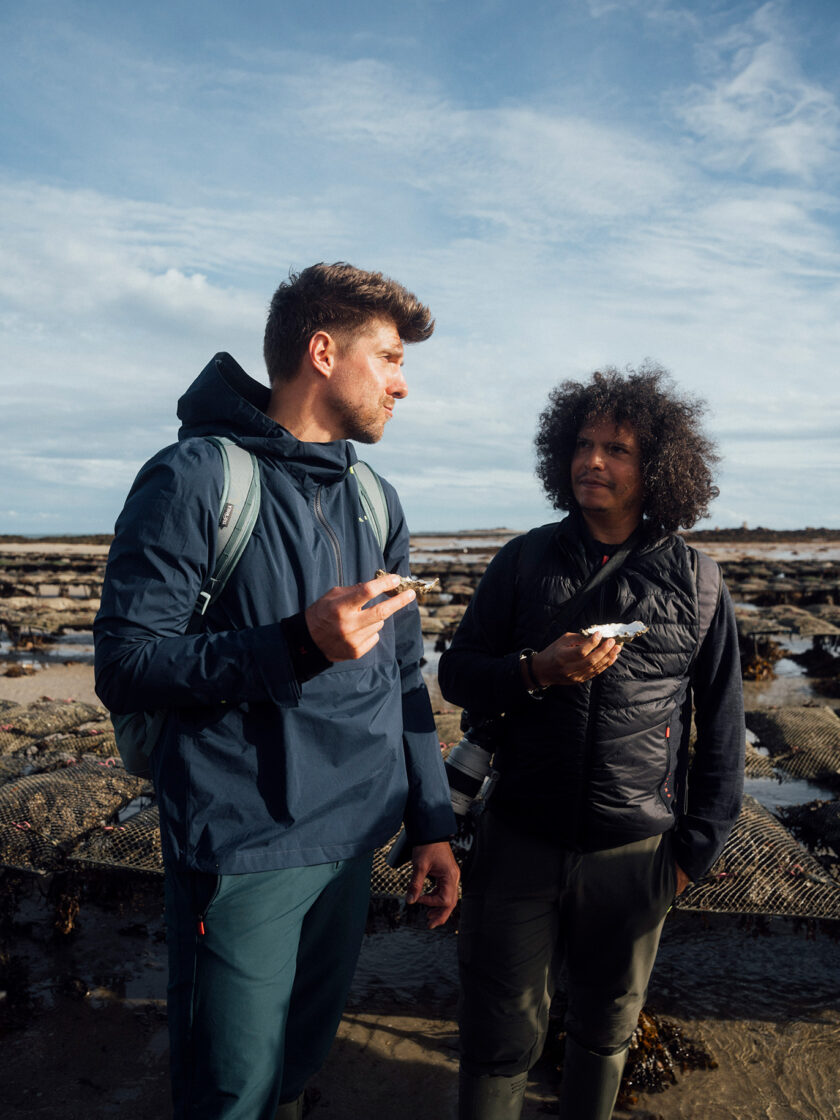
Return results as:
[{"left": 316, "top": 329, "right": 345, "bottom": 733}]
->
[
  {"left": 2, "top": 590, "right": 840, "bottom": 1117},
  {"left": 2, "top": 875, "right": 839, "bottom": 1119}
]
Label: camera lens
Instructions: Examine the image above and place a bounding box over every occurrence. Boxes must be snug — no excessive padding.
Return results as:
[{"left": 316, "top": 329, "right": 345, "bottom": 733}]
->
[{"left": 444, "top": 736, "right": 493, "bottom": 815}]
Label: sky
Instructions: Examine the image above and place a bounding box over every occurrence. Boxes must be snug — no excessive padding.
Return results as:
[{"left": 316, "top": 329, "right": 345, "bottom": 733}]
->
[{"left": 1, "top": 0, "right": 839, "bottom": 534}]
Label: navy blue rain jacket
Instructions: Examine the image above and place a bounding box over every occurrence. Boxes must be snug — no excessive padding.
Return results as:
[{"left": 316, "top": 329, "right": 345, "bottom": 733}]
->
[{"left": 94, "top": 353, "right": 456, "bottom": 873}]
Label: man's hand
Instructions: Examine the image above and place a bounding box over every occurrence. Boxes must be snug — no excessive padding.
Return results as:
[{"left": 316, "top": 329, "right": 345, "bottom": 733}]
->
[
  {"left": 405, "top": 841, "right": 460, "bottom": 929},
  {"left": 305, "top": 573, "right": 416, "bottom": 662},
  {"left": 675, "top": 862, "right": 691, "bottom": 896},
  {"left": 529, "top": 631, "right": 620, "bottom": 688}
]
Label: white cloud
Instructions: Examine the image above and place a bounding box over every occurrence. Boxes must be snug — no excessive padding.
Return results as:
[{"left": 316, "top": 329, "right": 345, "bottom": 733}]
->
[
  {"left": 1, "top": 1, "right": 839, "bottom": 533},
  {"left": 678, "top": 3, "right": 840, "bottom": 180}
]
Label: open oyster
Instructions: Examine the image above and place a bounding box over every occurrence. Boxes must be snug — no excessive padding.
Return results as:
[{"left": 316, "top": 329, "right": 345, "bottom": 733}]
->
[
  {"left": 375, "top": 569, "right": 441, "bottom": 599},
  {"left": 581, "top": 621, "right": 648, "bottom": 644}
]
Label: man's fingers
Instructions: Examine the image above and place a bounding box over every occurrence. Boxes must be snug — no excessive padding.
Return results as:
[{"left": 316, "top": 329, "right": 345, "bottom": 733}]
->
[
  {"left": 405, "top": 866, "right": 426, "bottom": 905},
  {"left": 350, "top": 571, "right": 403, "bottom": 606},
  {"left": 336, "top": 577, "right": 417, "bottom": 620}
]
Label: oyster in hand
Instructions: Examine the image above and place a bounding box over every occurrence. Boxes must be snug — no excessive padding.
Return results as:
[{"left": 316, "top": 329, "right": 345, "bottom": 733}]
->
[
  {"left": 581, "top": 621, "right": 648, "bottom": 644},
  {"left": 375, "top": 569, "right": 441, "bottom": 599}
]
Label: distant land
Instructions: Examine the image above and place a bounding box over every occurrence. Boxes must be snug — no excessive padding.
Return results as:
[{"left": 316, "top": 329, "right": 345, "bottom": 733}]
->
[{"left": 2, "top": 528, "right": 840, "bottom": 546}]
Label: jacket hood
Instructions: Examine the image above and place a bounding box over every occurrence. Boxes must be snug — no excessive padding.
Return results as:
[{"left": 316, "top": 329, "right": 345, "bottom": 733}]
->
[{"left": 177, "top": 352, "right": 356, "bottom": 485}]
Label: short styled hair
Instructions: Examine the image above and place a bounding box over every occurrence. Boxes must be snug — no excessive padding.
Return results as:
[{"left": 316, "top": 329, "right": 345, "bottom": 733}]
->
[
  {"left": 263, "top": 262, "right": 434, "bottom": 382},
  {"left": 535, "top": 364, "right": 720, "bottom": 535}
]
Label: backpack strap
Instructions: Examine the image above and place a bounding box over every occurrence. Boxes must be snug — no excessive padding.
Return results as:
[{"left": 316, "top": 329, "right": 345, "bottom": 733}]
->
[
  {"left": 351, "top": 461, "right": 390, "bottom": 552},
  {"left": 111, "top": 437, "right": 261, "bottom": 777},
  {"left": 689, "top": 546, "right": 723, "bottom": 662},
  {"left": 195, "top": 436, "right": 261, "bottom": 615}
]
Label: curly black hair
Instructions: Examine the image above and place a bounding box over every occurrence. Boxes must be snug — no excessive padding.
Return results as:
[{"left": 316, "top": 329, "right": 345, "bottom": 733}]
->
[{"left": 535, "top": 364, "right": 720, "bottom": 534}]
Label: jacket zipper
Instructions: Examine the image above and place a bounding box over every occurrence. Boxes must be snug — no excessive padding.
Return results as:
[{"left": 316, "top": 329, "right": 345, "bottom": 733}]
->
[
  {"left": 575, "top": 561, "right": 609, "bottom": 847},
  {"left": 660, "top": 723, "right": 673, "bottom": 809},
  {"left": 314, "top": 485, "right": 344, "bottom": 585}
]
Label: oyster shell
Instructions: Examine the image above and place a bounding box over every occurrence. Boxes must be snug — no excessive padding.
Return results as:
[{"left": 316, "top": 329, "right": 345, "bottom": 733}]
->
[
  {"left": 581, "top": 621, "right": 648, "bottom": 643},
  {"left": 375, "top": 569, "right": 441, "bottom": 598}
]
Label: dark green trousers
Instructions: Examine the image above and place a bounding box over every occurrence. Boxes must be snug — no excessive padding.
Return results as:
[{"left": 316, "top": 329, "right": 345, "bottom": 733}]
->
[
  {"left": 458, "top": 811, "right": 675, "bottom": 1076},
  {"left": 165, "top": 854, "right": 373, "bottom": 1119}
]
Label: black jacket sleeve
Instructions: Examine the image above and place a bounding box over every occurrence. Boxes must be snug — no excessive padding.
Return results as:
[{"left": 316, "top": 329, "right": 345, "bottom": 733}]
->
[
  {"left": 438, "top": 536, "right": 532, "bottom": 715},
  {"left": 672, "top": 580, "right": 745, "bottom": 881}
]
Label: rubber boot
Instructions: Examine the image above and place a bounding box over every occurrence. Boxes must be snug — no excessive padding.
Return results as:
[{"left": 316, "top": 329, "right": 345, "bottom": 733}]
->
[
  {"left": 458, "top": 1069, "right": 528, "bottom": 1120},
  {"left": 556, "top": 1036, "right": 628, "bottom": 1120},
  {"left": 275, "top": 1092, "right": 304, "bottom": 1119}
]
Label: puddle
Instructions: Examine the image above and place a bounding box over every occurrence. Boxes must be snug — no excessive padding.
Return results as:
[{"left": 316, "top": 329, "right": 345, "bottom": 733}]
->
[
  {"left": 743, "top": 674, "right": 817, "bottom": 708},
  {"left": 422, "top": 639, "right": 443, "bottom": 675},
  {"left": 650, "top": 913, "right": 840, "bottom": 1020},
  {"left": 744, "top": 775, "right": 836, "bottom": 811},
  {"left": 0, "top": 629, "right": 95, "bottom": 666},
  {"left": 348, "top": 928, "right": 458, "bottom": 1012}
]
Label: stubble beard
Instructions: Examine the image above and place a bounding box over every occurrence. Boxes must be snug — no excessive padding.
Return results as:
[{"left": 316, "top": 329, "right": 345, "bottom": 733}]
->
[{"left": 333, "top": 396, "right": 389, "bottom": 445}]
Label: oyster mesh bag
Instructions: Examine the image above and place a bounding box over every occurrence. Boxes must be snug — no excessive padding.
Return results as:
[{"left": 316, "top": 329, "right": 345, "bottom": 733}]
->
[
  {"left": 0, "top": 700, "right": 838, "bottom": 919},
  {"left": 745, "top": 706, "right": 840, "bottom": 785},
  {"left": 0, "top": 699, "right": 104, "bottom": 739},
  {"left": 370, "top": 836, "right": 415, "bottom": 897},
  {"left": 0, "top": 728, "right": 120, "bottom": 788},
  {"left": 676, "top": 794, "right": 840, "bottom": 919},
  {"left": 69, "top": 803, "right": 164, "bottom": 875},
  {"left": 0, "top": 761, "right": 146, "bottom": 873}
]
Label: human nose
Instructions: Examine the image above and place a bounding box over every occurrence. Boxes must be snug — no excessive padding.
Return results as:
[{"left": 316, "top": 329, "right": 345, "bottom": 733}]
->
[
  {"left": 389, "top": 368, "right": 408, "bottom": 399},
  {"left": 583, "top": 444, "right": 605, "bottom": 469}
]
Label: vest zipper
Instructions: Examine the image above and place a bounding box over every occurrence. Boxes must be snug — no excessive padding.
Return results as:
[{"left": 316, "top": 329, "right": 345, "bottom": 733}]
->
[
  {"left": 314, "top": 485, "right": 344, "bottom": 585},
  {"left": 578, "top": 676, "right": 601, "bottom": 848},
  {"left": 577, "top": 563, "right": 609, "bottom": 847},
  {"left": 660, "top": 723, "right": 674, "bottom": 809}
]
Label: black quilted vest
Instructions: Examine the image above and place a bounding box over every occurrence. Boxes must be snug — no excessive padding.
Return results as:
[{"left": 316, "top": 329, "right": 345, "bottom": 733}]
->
[{"left": 491, "top": 517, "right": 703, "bottom": 850}]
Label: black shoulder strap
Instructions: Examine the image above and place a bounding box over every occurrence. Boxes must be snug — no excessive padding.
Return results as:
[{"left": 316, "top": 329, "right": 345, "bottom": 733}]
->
[
  {"left": 513, "top": 522, "right": 640, "bottom": 645},
  {"left": 690, "top": 546, "right": 723, "bottom": 662}
]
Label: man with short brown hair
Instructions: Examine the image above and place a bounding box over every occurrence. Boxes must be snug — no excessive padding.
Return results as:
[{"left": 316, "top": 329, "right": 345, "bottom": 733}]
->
[{"left": 95, "top": 262, "right": 458, "bottom": 1119}]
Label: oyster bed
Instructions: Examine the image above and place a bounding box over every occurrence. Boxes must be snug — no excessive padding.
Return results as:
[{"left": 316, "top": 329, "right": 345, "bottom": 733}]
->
[{"left": 2, "top": 536, "right": 840, "bottom": 919}]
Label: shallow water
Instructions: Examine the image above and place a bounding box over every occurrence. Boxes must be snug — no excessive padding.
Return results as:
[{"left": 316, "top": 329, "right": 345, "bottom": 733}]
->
[
  {"left": 744, "top": 774, "right": 836, "bottom": 810},
  {"left": 0, "top": 628, "right": 95, "bottom": 666}
]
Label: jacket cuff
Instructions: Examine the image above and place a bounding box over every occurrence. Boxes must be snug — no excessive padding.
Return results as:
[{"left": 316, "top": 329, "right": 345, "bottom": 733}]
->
[
  {"left": 403, "top": 804, "right": 458, "bottom": 847},
  {"left": 251, "top": 623, "right": 303, "bottom": 707},
  {"left": 280, "top": 611, "right": 332, "bottom": 682}
]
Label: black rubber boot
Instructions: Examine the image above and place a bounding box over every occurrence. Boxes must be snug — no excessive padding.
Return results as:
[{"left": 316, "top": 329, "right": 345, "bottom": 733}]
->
[
  {"left": 556, "top": 1036, "right": 628, "bottom": 1120},
  {"left": 275, "top": 1092, "right": 304, "bottom": 1119},
  {"left": 458, "top": 1069, "right": 528, "bottom": 1120}
]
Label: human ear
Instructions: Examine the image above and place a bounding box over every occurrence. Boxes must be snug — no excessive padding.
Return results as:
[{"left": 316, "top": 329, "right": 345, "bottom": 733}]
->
[{"left": 308, "top": 330, "right": 337, "bottom": 378}]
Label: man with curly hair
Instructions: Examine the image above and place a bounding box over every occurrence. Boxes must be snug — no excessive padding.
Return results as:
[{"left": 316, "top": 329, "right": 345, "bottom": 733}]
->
[{"left": 439, "top": 365, "right": 744, "bottom": 1120}]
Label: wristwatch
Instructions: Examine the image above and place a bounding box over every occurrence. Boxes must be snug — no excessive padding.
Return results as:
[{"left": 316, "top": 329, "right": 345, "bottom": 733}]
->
[{"left": 520, "top": 648, "right": 548, "bottom": 698}]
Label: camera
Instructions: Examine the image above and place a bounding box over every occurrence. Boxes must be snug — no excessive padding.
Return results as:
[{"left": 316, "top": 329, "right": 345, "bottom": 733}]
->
[
  {"left": 444, "top": 720, "right": 496, "bottom": 817},
  {"left": 385, "top": 711, "right": 502, "bottom": 867}
]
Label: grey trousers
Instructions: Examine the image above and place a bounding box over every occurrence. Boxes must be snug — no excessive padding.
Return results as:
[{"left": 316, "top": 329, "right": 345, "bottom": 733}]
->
[{"left": 458, "top": 811, "right": 676, "bottom": 1076}]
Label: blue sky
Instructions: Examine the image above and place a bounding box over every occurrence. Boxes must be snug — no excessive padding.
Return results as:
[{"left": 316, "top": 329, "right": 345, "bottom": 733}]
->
[{"left": 2, "top": 0, "right": 838, "bottom": 533}]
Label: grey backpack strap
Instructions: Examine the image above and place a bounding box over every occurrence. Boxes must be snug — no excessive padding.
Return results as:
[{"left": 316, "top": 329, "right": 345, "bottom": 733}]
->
[
  {"left": 352, "top": 461, "right": 390, "bottom": 552},
  {"left": 196, "top": 436, "right": 261, "bottom": 615},
  {"left": 690, "top": 547, "right": 723, "bottom": 660},
  {"left": 111, "top": 436, "right": 261, "bottom": 776}
]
